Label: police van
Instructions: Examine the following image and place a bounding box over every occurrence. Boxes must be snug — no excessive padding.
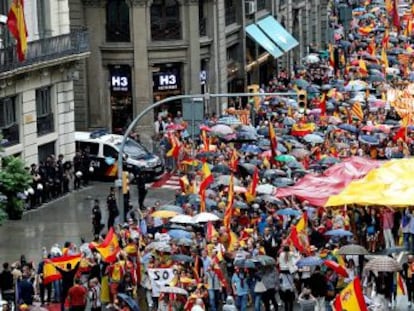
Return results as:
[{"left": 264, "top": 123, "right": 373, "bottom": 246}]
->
[{"left": 75, "top": 130, "right": 164, "bottom": 181}]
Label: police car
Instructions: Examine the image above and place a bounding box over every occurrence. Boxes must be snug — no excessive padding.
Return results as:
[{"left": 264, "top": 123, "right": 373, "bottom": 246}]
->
[{"left": 75, "top": 130, "right": 164, "bottom": 181}]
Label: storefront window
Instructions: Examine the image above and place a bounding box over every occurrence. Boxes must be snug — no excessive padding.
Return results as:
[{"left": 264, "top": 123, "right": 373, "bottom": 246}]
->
[
  {"left": 109, "top": 65, "right": 132, "bottom": 134},
  {"left": 0, "top": 96, "right": 19, "bottom": 147}
]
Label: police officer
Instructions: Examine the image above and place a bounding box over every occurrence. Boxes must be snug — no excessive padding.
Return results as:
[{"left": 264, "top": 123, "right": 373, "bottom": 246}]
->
[
  {"left": 92, "top": 199, "right": 103, "bottom": 236},
  {"left": 136, "top": 171, "right": 147, "bottom": 210},
  {"left": 107, "top": 187, "right": 119, "bottom": 229}
]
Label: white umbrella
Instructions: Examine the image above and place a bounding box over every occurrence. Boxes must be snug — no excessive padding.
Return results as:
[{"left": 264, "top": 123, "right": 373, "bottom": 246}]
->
[
  {"left": 303, "top": 54, "right": 320, "bottom": 64},
  {"left": 256, "top": 184, "right": 276, "bottom": 195},
  {"left": 160, "top": 286, "right": 188, "bottom": 296},
  {"left": 192, "top": 212, "right": 220, "bottom": 223},
  {"left": 170, "top": 215, "right": 195, "bottom": 224}
]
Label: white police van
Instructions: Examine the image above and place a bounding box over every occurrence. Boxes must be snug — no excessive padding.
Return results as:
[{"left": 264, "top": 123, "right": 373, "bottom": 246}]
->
[{"left": 75, "top": 130, "right": 164, "bottom": 181}]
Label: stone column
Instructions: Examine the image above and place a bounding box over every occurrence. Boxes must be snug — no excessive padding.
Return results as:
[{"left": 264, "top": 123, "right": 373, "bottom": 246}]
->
[
  {"left": 185, "top": 0, "right": 201, "bottom": 95},
  {"left": 129, "top": 0, "right": 153, "bottom": 135},
  {"left": 83, "top": 0, "right": 107, "bottom": 129}
]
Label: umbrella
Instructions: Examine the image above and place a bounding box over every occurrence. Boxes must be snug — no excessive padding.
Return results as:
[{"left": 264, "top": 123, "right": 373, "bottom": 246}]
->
[
  {"left": 276, "top": 208, "right": 301, "bottom": 217},
  {"left": 337, "top": 244, "right": 369, "bottom": 256},
  {"left": 187, "top": 194, "right": 201, "bottom": 204},
  {"left": 218, "top": 116, "right": 242, "bottom": 126},
  {"left": 158, "top": 204, "right": 184, "bottom": 214},
  {"left": 211, "top": 164, "right": 231, "bottom": 174},
  {"left": 323, "top": 260, "right": 349, "bottom": 278},
  {"left": 272, "top": 177, "right": 294, "bottom": 187},
  {"left": 337, "top": 124, "right": 359, "bottom": 133},
  {"left": 290, "top": 148, "right": 310, "bottom": 159},
  {"left": 283, "top": 117, "right": 296, "bottom": 126},
  {"left": 170, "top": 215, "right": 194, "bottom": 225},
  {"left": 359, "top": 135, "right": 380, "bottom": 145},
  {"left": 275, "top": 154, "right": 296, "bottom": 163},
  {"left": 168, "top": 229, "right": 192, "bottom": 240},
  {"left": 252, "top": 255, "right": 276, "bottom": 266},
  {"left": 192, "top": 212, "right": 220, "bottom": 223},
  {"left": 171, "top": 254, "right": 194, "bottom": 263},
  {"left": 324, "top": 229, "right": 353, "bottom": 237},
  {"left": 160, "top": 286, "right": 188, "bottom": 296},
  {"left": 240, "top": 144, "right": 261, "bottom": 154},
  {"left": 364, "top": 256, "right": 402, "bottom": 272},
  {"left": 147, "top": 241, "right": 172, "bottom": 252},
  {"left": 296, "top": 256, "right": 323, "bottom": 268},
  {"left": 175, "top": 238, "right": 194, "bottom": 246},
  {"left": 294, "top": 79, "right": 310, "bottom": 88},
  {"left": 234, "top": 200, "right": 249, "bottom": 209},
  {"left": 286, "top": 161, "right": 304, "bottom": 169},
  {"left": 303, "top": 134, "right": 324, "bottom": 144},
  {"left": 234, "top": 259, "right": 257, "bottom": 269},
  {"left": 259, "top": 195, "right": 285, "bottom": 206},
  {"left": 256, "top": 184, "right": 276, "bottom": 195},
  {"left": 303, "top": 54, "right": 320, "bottom": 64},
  {"left": 368, "top": 75, "right": 385, "bottom": 83},
  {"left": 118, "top": 293, "right": 140, "bottom": 311},
  {"left": 263, "top": 169, "right": 287, "bottom": 179},
  {"left": 210, "top": 124, "right": 234, "bottom": 136},
  {"left": 238, "top": 163, "right": 257, "bottom": 175},
  {"left": 318, "top": 157, "right": 340, "bottom": 166},
  {"left": 196, "top": 151, "right": 219, "bottom": 159},
  {"left": 216, "top": 175, "right": 242, "bottom": 186},
  {"left": 152, "top": 210, "right": 178, "bottom": 218}
]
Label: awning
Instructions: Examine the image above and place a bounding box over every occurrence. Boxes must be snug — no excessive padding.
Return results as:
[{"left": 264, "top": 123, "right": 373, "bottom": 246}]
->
[
  {"left": 257, "top": 16, "right": 299, "bottom": 52},
  {"left": 245, "top": 24, "right": 284, "bottom": 59}
]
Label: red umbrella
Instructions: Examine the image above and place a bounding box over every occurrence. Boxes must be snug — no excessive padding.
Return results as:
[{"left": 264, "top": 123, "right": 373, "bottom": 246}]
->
[
  {"left": 199, "top": 125, "right": 211, "bottom": 131},
  {"left": 323, "top": 260, "right": 348, "bottom": 278}
]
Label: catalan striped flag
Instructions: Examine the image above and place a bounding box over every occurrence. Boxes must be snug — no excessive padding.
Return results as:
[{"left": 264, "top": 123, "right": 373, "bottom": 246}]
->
[
  {"left": 351, "top": 102, "right": 364, "bottom": 121},
  {"left": 7, "top": 0, "right": 28, "bottom": 61}
]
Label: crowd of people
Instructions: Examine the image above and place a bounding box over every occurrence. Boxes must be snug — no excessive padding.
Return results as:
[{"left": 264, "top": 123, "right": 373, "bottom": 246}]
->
[{"left": 4, "top": 1, "right": 414, "bottom": 311}]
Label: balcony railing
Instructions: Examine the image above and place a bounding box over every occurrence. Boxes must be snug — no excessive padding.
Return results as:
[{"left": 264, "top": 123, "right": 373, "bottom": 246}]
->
[{"left": 0, "top": 27, "right": 89, "bottom": 73}]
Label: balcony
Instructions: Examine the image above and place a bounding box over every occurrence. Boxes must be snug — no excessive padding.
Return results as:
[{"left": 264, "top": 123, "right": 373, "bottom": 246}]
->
[
  {"left": 225, "top": 9, "right": 236, "bottom": 26},
  {"left": 151, "top": 21, "right": 182, "bottom": 41},
  {"left": 257, "top": 0, "right": 266, "bottom": 10},
  {"left": 0, "top": 27, "right": 90, "bottom": 75}
]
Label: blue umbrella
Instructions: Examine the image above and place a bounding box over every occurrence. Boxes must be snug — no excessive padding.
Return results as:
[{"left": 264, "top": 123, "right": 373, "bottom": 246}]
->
[
  {"left": 276, "top": 208, "right": 301, "bottom": 217},
  {"left": 277, "top": 144, "right": 288, "bottom": 153},
  {"left": 324, "top": 229, "right": 353, "bottom": 237},
  {"left": 171, "top": 254, "right": 194, "bottom": 263},
  {"left": 168, "top": 229, "right": 192, "bottom": 239},
  {"left": 257, "top": 127, "right": 269, "bottom": 137},
  {"left": 296, "top": 256, "right": 323, "bottom": 268},
  {"left": 359, "top": 135, "right": 380, "bottom": 145},
  {"left": 118, "top": 293, "right": 140, "bottom": 311},
  {"left": 234, "top": 201, "right": 249, "bottom": 209},
  {"left": 303, "top": 134, "right": 324, "bottom": 144},
  {"left": 338, "top": 124, "right": 359, "bottom": 134},
  {"left": 240, "top": 144, "right": 262, "bottom": 154}
]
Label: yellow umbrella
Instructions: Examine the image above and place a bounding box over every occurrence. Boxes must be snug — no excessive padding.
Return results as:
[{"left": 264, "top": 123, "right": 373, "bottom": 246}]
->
[{"left": 151, "top": 210, "right": 178, "bottom": 218}]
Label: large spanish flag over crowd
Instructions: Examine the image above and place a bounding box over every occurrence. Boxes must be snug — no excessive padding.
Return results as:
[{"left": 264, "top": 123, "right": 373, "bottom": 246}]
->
[
  {"left": 7, "top": 0, "right": 28, "bottom": 61},
  {"left": 43, "top": 254, "right": 81, "bottom": 284}
]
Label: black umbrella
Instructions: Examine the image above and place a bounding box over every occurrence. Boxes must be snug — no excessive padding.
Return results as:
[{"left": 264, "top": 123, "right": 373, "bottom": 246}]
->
[
  {"left": 196, "top": 151, "right": 219, "bottom": 159},
  {"left": 238, "top": 163, "right": 257, "bottom": 176},
  {"left": 171, "top": 254, "right": 194, "bottom": 263},
  {"left": 272, "top": 177, "right": 294, "bottom": 187},
  {"left": 368, "top": 75, "right": 385, "bottom": 83},
  {"left": 118, "top": 293, "right": 140, "bottom": 311},
  {"left": 258, "top": 195, "right": 285, "bottom": 206},
  {"left": 211, "top": 164, "right": 231, "bottom": 174},
  {"left": 262, "top": 169, "right": 287, "bottom": 179}
]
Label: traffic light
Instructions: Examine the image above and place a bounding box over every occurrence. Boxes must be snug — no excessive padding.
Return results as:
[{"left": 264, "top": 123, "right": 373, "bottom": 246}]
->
[
  {"left": 297, "top": 89, "right": 307, "bottom": 112},
  {"left": 247, "top": 84, "right": 261, "bottom": 110}
]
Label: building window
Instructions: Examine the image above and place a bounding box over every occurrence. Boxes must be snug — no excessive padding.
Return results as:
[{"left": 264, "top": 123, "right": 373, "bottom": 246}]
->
[
  {"left": 36, "top": 87, "right": 54, "bottom": 136},
  {"left": 0, "top": 97, "right": 19, "bottom": 147},
  {"left": 151, "top": 0, "right": 181, "bottom": 41},
  {"left": 106, "top": 0, "right": 130, "bottom": 42},
  {"left": 38, "top": 141, "right": 55, "bottom": 163},
  {"left": 37, "top": 0, "right": 51, "bottom": 38},
  {"left": 199, "top": 0, "right": 206, "bottom": 36},
  {"left": 225, "top": 0, "right": 236, "bottom": 26}
]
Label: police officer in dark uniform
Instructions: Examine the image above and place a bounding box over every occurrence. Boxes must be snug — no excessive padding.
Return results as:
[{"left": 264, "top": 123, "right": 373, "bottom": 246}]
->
[
  {"left": 106, "top": 187, "right": 119, "bottom": 229},
  {"left": 136, "top": 171, "right": 147, "bottom": 210},
  {"left": 92, "top": 199, "right": 103, "bottom": 236}
]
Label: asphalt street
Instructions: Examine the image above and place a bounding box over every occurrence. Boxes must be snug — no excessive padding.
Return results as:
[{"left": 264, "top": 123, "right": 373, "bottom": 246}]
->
[{"left": 0, "top": 182, "right": 175, "bottom": 264}]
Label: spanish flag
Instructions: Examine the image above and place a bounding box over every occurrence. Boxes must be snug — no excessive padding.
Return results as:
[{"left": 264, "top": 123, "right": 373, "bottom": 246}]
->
[
  {"left": 333, "top": 277, "right": 368, "bottom": 311},
  {"left": 385, "top": 0, "right": 393, "bottom": 14},
  {"left": 381, "top": 47, "right": 389, "bottom": 69},
  {"left": 199, "top": 188, "right": 206, "bottom": 212},
  {"left": 179, "top": 175, "right": 192, "bottom": 194},
  {"left": 367, "top": 41, "right": 376, "bottom": 56},
  {"left": 198, "top": 162, "right": 214, "bottom": 194},
  {"left": 268, "top": 120, "right": 278, "bottom": 159},
  {"left": 392, "top": 0, "right": 400, "bottom": 31},
  {"left": 201, "top": 129, "right": 210, "bottom": 152},
  {"left": 288, "top": 213, "right": 309, "bottom": 254},
  {"left": 328, "top": 44, "right": 335, "bottom": 68},
  {"left": 229, "top": 148, "right": 238, "bottom": 172},
  {"left": 319, "top": 93, "right": 327, "bottom": 116},
  {"left": 358, "top": 59, "right": 368, "bottom": 76},
  {"left": 358, "top": 25, "right": 373, "bottom": 36},
  {"left": 207, "top": 221, "right": 218, "bottom": 241},
  {"left": 397, "top": 272, "right": 407, "bottom": 296},
  {"left": 382, "top": 29, "right": 390, "bottom": 49},
  {"left": 43, "top": 255, "right": 81, "bottom": 284},
  {"left": 351, "top": 102, "right": 364, "bottom": 121},
  {"left": 7, "top": 0, "right": 28, "bottom": 62},
  {"left": 166, "top": 132, "right": 181, "bottom": 159},
  {"left": 223, "top": 175, "right": 234, "bottom": 230},
  {"left": 405, "top": 19, "right": 413, "bottom": 37},
  {"left": 245, "top": 167, "right": 259, "bottom": 203},
  {"left": 93, "top": 227, "right": 120, "bottom": 263}
]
